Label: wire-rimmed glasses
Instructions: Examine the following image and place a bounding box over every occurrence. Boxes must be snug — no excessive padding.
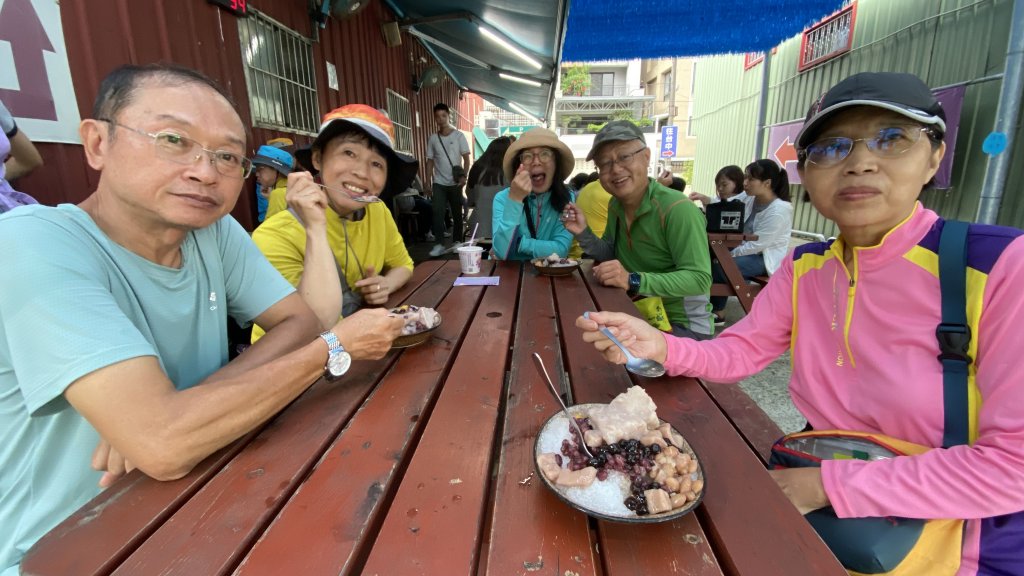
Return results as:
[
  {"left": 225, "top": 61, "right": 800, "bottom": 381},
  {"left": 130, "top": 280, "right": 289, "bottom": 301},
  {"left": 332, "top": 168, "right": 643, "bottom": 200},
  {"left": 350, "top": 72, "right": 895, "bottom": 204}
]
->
[
  {"left": 799, "top": 126, "right": 936, "bottom": 167},
  {"left": 594, "top": 146, "right": 647, "bottom": 172},
  {"left": 99, "top": 119, "right": 253, "bottom": 179}
]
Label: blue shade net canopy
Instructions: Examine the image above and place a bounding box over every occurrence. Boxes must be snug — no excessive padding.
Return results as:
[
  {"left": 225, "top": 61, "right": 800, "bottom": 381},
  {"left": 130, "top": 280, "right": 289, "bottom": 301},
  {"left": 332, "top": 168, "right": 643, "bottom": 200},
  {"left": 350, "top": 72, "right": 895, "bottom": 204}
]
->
[{"left": 563, "top": 0, "right": 850, "bottom": 61}]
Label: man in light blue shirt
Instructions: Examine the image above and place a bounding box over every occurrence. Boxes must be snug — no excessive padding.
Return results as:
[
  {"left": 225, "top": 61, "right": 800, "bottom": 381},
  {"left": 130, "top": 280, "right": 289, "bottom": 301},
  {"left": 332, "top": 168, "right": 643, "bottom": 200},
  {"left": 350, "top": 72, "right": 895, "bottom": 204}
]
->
[{"left": 0, "top": 64, "right": 403, "bottom": 575}]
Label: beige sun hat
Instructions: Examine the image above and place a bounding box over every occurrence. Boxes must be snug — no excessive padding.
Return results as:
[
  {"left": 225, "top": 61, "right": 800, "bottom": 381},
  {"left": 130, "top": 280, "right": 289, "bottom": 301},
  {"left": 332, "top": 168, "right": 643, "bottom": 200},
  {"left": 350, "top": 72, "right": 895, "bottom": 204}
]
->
[{"left": 502, "top": 127, "right": 575, "bottom": 182}]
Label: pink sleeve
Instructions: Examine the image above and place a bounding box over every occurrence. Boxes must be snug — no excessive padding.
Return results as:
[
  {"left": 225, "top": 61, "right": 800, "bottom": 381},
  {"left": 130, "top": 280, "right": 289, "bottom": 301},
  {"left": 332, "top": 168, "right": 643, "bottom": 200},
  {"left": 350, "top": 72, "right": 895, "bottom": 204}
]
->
[
  {"left": 824, "top": 237, "right": 1024, "bottom": 520},
  {"left": 662, "top": 255, "right": 794, "bottom": 381}
]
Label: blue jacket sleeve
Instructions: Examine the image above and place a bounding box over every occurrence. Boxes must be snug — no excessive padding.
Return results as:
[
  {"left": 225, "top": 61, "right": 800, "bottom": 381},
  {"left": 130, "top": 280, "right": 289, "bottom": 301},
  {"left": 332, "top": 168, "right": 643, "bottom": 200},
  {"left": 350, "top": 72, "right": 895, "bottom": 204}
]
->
[{"left": 491, "top": 188, "right": 523, "bottom": 260}]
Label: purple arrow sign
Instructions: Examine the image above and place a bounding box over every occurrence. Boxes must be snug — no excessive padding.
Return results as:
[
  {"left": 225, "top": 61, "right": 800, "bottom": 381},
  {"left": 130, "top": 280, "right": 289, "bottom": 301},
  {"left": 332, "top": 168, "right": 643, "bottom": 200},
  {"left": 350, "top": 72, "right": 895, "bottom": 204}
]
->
[{"left": 0, "top": 0, "right": 57, "bottom": 121}]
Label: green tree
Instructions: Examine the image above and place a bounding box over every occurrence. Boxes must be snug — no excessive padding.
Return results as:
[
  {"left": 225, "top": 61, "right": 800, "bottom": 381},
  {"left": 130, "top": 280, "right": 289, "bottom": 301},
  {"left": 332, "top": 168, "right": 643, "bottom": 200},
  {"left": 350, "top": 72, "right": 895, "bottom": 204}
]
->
[{"left": 561, "top": 64, "right": 591, "bottom": 96}]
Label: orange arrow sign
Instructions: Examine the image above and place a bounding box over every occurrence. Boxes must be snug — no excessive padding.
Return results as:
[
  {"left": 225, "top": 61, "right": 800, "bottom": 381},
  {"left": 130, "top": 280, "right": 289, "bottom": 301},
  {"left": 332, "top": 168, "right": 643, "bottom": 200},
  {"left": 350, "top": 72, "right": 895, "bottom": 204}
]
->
[{"left": 774, "top": 136, "right": 798, "bottom": 166}]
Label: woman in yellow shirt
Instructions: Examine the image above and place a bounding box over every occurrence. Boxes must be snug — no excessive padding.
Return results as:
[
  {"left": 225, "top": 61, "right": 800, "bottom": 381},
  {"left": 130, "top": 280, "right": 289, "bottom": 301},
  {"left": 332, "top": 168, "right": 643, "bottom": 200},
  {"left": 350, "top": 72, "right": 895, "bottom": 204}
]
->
[{"left": 252, "top": 105, "right": 418, "bottom": 341}]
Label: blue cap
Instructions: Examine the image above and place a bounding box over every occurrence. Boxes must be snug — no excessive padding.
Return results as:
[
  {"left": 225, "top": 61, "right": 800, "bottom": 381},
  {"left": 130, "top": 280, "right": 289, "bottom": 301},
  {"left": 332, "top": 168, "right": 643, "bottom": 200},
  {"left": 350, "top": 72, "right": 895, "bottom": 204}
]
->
[{"left": 251, "top": 145, "right": 294, "bottom": 175}]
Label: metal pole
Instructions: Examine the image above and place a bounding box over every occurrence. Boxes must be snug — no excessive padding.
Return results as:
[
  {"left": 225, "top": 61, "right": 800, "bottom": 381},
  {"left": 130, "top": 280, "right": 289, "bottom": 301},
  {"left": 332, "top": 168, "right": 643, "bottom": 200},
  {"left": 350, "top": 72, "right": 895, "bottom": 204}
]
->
[
  {"left": 753, "top": 51, "right": 772, "bottom": 159},
  {"left": 977, "top": 0, "right": 1024, "bottom": 224}
]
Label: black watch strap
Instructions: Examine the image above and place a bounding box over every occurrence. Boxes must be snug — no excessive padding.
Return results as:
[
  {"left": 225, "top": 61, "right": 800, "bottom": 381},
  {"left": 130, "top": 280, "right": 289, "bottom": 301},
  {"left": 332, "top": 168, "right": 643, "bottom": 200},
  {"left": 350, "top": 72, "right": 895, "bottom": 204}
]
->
[{"left": 627, "top": 272, "right": 641, "bottom": 297}]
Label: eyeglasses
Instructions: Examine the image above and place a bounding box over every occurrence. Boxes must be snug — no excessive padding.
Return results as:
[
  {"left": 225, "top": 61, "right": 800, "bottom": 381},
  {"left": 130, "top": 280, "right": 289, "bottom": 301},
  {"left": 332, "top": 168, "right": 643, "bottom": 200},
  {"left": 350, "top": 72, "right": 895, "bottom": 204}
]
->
[
  {"left": 595, "top": 146, "right": 647, "bottom": 172},
  {"left": 519, "top": 149, "right": 555, "bottom": 164},
  {"left": 799, "top": 126, "right": 936, "bottom": 167},
  {"left": 99, "top": 119, "right": 253, "bottom": 179}
]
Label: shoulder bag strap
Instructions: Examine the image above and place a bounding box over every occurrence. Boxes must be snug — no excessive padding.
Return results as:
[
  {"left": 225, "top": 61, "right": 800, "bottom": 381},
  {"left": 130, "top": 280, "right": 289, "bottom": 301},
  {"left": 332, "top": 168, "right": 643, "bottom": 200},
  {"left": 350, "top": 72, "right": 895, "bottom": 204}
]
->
[
  {"left": 936, "top": 219, "right": 971, "bottom": 448},
  {"left": 436, "top": 131, "right": 456, "bottom": 169}
]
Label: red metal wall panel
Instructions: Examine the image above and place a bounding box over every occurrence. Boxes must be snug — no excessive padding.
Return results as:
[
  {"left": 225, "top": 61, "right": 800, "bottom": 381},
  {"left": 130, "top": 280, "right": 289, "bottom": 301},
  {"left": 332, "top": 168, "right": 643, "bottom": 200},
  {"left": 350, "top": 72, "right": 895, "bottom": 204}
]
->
[{"left": 13, "top": 0, "right": 460, "bottom": 230}]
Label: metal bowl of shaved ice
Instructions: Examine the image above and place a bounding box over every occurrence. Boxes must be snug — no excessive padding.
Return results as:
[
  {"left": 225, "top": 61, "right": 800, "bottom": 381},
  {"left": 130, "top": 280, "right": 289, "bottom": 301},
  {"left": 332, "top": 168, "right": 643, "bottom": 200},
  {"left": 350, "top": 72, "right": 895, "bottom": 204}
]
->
[{"left": 533, "top": 402, "right": 705, "bottom": 523}]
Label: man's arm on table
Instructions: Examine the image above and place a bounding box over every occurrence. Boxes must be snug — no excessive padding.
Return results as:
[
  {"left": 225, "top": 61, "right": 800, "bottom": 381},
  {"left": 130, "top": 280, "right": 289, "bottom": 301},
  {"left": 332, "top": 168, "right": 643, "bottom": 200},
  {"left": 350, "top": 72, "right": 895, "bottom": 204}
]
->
[{"left": 68, "top": 295, "right": 396, "bottom": 482}]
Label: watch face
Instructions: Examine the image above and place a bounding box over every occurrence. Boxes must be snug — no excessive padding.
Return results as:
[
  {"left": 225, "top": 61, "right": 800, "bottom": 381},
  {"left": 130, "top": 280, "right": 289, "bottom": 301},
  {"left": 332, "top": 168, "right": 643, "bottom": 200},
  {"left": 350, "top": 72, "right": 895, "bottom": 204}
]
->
[{"left": 326, "top": 350, "right": 352, "bottom": 378}]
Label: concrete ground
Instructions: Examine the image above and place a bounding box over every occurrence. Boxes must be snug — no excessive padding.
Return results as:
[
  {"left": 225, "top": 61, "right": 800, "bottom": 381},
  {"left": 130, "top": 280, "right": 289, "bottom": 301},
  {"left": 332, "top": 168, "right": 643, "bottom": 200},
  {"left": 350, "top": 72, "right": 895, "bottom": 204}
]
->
[{"left": 404, "top": 230, "right": 807, "bottom": 434}]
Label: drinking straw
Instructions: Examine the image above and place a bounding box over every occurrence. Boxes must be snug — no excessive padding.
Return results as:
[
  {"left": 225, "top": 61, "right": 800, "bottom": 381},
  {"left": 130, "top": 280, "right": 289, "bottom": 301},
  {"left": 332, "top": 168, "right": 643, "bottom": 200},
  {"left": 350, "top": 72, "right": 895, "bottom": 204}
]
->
[{"left": 468, "top": 223, "right": 479, "bottom": 247}]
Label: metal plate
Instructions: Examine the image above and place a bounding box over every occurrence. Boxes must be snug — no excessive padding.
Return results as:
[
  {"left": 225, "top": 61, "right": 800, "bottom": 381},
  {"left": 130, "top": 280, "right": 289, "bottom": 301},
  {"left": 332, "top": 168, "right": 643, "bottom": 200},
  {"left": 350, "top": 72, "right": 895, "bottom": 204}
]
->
[
  {"left": 532, "top": 259, "right": 581, "bottom": 277},
  {"left": 534, "top": 403, "right": 705, "bottom": 523},
  {"left": 391, "top": 313, "right": 442, "bottom": 349}
]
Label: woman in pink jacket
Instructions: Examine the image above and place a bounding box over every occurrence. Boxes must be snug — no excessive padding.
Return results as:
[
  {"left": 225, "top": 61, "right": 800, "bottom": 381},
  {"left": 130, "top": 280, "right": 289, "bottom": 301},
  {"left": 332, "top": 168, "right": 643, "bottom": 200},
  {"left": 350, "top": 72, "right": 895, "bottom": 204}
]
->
[{"left": 577, "top": 72, "right": 1024, "bottom": 576}]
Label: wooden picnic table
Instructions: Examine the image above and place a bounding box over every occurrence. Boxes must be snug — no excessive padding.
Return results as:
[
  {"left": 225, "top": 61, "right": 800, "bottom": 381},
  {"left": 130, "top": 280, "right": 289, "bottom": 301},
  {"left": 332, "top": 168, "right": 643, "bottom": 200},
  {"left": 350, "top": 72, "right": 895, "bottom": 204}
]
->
[
  {"left": 22, "top": 260, "right": 843, "bottom": 576},
  {"left": 708, "top": 233, "right": 765, "bottom": 314}
]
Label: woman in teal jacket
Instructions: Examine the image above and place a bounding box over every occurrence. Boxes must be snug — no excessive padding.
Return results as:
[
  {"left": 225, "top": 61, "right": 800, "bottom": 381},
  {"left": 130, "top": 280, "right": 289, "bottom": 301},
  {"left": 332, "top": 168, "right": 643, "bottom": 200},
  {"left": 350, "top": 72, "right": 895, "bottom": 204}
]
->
[{"left": 492, "top": 128, "right": 575, "bottom": 260}]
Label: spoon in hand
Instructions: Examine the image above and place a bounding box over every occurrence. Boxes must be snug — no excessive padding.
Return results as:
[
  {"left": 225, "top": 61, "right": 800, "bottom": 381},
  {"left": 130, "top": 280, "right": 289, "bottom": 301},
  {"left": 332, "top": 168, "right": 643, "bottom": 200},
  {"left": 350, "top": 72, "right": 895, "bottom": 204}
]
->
[
  {"left": 583, "top": 312, "right": 666, "bottom": 378},
  {"left": 532, "top": 353, "right": 594, "bottom": 458}
]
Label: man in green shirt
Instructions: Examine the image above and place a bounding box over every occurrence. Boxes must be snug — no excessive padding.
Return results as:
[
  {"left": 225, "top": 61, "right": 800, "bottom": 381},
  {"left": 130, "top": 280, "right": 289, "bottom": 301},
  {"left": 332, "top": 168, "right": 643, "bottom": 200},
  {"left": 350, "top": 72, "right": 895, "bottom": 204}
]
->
[{"left": 563, "top": 121, "right": 713, "bottom": 339}]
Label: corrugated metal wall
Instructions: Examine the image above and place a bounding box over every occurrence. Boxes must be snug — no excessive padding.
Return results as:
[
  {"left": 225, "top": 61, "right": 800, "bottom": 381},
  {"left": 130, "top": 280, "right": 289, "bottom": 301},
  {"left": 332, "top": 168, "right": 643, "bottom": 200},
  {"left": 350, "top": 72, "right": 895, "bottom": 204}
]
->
[
  {"left": 14, "top": 0, "right": 460, "bottom": 231},
  {"left": 693, "top": 0, "right": 1022, "bottom": 235}
]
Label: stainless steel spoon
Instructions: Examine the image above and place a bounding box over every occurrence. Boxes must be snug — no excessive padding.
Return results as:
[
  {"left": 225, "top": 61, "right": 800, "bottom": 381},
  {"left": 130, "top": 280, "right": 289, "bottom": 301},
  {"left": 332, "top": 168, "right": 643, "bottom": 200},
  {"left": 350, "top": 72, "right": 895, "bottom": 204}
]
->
[
  {"left": 532, "top": 353, "right": 594, "bottom": 459},
  {"left": 584, "top": 312, "right": 666, "bottom": 378}
]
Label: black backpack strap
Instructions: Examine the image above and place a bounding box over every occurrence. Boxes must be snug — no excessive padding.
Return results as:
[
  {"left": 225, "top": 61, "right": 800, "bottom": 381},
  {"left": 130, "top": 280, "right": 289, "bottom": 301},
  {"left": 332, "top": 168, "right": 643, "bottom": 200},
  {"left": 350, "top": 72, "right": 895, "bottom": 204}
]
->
[{"left": 936, "top": 220, "right": 971, "bottom": 448}]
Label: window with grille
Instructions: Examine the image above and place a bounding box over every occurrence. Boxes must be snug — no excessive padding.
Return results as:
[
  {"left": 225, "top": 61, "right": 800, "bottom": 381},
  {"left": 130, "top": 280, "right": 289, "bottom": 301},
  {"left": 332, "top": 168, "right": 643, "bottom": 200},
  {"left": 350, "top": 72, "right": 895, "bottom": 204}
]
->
[
  {"left": 386, "top": 89, "right": 412, "bottom": 154},
  {"left": 662, "top": 71, "right": 672, "bottom": 100},
  {"left": 744, "top": 52, "right": 765, "bottom": 70},
  {"left": 798, "top": 2, "right": 857, "bottom": 72},
  {"left": 238, "top": 11, "right": 319, "bottom": 135}
]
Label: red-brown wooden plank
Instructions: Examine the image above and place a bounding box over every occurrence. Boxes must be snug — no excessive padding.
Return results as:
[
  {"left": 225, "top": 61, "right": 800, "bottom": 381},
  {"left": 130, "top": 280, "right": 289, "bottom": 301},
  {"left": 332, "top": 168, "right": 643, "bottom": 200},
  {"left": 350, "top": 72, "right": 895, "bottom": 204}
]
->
[
  {"left": 699, "top": 381, "right": 785, "bottom": 466},
  {"left": 110, "top": 265, "right": 466, "bottom": 574},
  {"left": 553, "top": 267, "right": 724, "bottom": 576},
  {"left": 108, "top": 360, "right": 395, "bottom": 575},
  {"left": 581, "top": 271, "right": 845, "bottom": 575},
  {"left": 387, "top": 260, "right": 447, "bottom": 306},
  {"left": 358, "top": 261, "right": 521, "bottom": 576},
  {"left": 480, "top": 266, "right": 599, "bottom": 576},
  {"left": 234, "top": 261, "right": 494, "bottom": 575},
  {"left": 21, "top": 434, "right": 258, "bottom": 576}
]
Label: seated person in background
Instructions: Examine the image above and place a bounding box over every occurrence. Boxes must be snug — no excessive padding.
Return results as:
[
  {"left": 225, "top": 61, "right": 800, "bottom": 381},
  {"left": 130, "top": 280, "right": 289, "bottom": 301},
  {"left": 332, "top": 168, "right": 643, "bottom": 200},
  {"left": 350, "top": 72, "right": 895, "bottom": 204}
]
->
[
  {"left": 394, "top": 174, "right": 435, "bottom": 242},
  {"left": 252, "top": 144, "right": 294, "bottom": 221},
  {"left": 0, "top": 64, "right": 403, "bottom": 575},
  {"left": 492, "top": 128, "right": 574, "bottom": 260},
  {"left": 689, "top": 164, "right": 748, "bottom": 211},
  {"left": 577, "top": 72, "right": 1024, "bottom": 575},
  {"left": 656, "top": 167, "right": 686, "bottom": 193},
  {"left": 252, "top": 104, "right": 418, "bottom": 340},
  {"left": 710, "top": 159, "right": 793, "bottom": 324},
  {"left": 563, "top": 121, "right": 714, "bottom": 340},
  {"left": 254, "top": 137, "right": 293, "bottom": 222},
  {"left": 466, "top": 136, "right": 512, "bottom": 240},
  {"left": 568, "top": 171, "right": 590, "bottom": 193},
  {"left": 0, "top": 99, "right": 42, "bottom": 213},
  {"left": 568, "top": 178, "right": 612, "bottom": 259}
]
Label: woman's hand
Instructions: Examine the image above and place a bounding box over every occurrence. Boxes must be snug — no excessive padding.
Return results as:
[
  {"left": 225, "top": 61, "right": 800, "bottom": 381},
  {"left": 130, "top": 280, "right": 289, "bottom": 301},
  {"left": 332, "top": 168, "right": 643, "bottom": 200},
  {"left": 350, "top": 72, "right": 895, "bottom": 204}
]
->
[
  {"left": 286, "top": 172, "right": 329, "bottom": 231},
  {"left": 561, "top": 202, "right": 588, "bottom": 235},
  {"left": 656, "top": 168, "right": 674, "bottom": 188},
  {"left": 509, "top": 164, "right": 531, "bottom": 203},
  {"left": 354, "top": 266, "right": 390, "bottom": 306},
  {"left": 688, "top": 192, "right": 711, "bottom": 207},
  {"left": 768, "top": 468, "right": 830, "bottom": 515},
  {"left": 576, "top": 311, "right": 668, "bottom": 365}
]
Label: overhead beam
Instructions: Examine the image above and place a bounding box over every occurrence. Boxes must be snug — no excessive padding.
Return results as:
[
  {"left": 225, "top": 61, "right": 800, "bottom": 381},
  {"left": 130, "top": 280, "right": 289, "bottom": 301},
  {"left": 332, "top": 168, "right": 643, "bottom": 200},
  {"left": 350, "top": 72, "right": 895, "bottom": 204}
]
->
[
  {"left": 398, "top": 11, "right": 474, "bottom": 29},
  {"left": 407, "top": 27, "right": 491, "bottom": 70}
]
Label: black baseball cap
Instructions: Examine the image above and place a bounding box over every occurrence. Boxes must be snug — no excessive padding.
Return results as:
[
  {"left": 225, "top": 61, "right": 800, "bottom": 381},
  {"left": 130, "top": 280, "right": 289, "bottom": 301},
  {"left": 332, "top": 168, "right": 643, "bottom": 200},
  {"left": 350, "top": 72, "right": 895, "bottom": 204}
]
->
[
  {"left": 586, "top": 120, "right": 645, "bottom": 161},
  {"left": 796, "top": 72, "right": 946, "bottom": 150}
]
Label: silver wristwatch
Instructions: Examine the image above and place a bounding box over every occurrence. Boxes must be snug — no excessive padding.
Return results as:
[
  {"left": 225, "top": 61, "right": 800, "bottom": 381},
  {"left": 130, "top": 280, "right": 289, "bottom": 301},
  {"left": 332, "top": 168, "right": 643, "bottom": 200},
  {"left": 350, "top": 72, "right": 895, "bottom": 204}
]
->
[{"left": 319, "top": 330, "right": 351, "bottom": 380}]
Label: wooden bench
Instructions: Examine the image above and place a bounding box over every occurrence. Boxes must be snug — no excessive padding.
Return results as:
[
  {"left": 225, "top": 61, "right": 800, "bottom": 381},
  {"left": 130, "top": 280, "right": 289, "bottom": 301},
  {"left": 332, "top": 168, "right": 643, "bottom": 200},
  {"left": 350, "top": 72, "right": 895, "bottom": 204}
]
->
[{"left": 708, "top": 233, "right": 764, "bottom": 314}]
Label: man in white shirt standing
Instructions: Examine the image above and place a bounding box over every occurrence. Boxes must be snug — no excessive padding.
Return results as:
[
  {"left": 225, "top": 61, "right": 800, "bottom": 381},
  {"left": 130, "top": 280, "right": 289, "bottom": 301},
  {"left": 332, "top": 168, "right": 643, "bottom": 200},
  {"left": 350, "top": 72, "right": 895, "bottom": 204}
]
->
[{"left": 425, "top": 102, "right": 470, "bottom": 257}]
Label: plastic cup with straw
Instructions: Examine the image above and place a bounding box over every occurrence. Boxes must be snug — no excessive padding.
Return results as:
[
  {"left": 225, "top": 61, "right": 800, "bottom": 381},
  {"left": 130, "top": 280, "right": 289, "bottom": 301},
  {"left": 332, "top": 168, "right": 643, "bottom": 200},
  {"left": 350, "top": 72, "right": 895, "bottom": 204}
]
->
[{"left": 457, "top": 223, "right": 483, "bottom": 274}]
